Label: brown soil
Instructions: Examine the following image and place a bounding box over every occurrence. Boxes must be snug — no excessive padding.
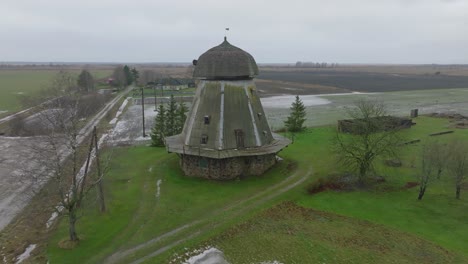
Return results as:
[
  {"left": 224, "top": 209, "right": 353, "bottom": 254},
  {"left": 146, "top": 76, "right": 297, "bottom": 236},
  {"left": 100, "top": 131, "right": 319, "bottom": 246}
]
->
[
  {"left": 404, "top": 181, "right": 420, "bottom": 189},
  {"left": 255, "top": 78, "right": 348, "bottom": 97}
]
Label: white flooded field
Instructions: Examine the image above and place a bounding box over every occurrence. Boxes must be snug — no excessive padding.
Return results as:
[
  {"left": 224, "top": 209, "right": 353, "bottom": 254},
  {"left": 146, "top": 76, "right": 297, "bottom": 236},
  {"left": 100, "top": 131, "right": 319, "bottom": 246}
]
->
[{"left": 261, "top": 88, "right": 468, "bottom": 130}]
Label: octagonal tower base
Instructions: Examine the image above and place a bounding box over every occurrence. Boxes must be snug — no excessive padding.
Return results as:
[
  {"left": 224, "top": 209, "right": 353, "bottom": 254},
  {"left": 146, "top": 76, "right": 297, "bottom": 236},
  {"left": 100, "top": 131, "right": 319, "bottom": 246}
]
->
[{"left": 179, "top": 154, "right": 277, "bottom": 180}]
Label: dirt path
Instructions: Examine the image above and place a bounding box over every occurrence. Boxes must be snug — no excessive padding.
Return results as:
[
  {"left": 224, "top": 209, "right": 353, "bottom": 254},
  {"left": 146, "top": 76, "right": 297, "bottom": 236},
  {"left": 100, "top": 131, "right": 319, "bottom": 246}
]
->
[{"left": 103, "top": 167, "right": 312, "bottom": 264}]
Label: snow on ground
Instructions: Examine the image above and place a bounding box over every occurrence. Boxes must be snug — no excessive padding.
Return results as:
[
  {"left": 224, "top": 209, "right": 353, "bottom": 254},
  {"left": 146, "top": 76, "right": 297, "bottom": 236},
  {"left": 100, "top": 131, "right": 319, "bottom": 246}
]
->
[
  {"left": 180, "top": 247, "right": 229, "bottom": 264},
  {"left": 261, "top": 92, "right": 374, "bottom": 109},
  {"left": 14, "top": 244, "right": 36, "bottom": 264},
  {"left": 173, "top": 246, "right": 284, "bottom": 264},
  {"left": 108, "top": 103, "right": 156, "bottom": 145},
  {"left": 0, "top": 110, "right": 7, "bottom": 114},
  {"left": 261, "top": 94, "right": 330, "bottom": 108},
  {"left": 0, "top": 136, "right": 44, "bottom": 230},
  {"left": 109, "top": 97, "right": 130, "bottom": 125},
  {"left": 46, "top": 133, "right": 109, "bottom": 229},
  {"left": 156, "top": 179, "right": 162, "bottom": 199}
]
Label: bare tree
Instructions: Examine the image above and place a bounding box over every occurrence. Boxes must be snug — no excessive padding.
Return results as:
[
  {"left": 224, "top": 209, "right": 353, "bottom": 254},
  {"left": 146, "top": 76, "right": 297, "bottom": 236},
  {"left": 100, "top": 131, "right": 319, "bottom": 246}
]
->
[
  {"left": 418, "top": 140, "right": 446, "bottom": 200},
  {"left": 447, "top": 140, "right": 468, "bottom": 199},
  {"left": 112, "top": 65, "right": 127, "bottom": 88},
  {"left": 334, "top": 99, "right": 403, "bottom": 183},
  {"left": 22, "top": 71, "right": 105, "bottom": 242}
]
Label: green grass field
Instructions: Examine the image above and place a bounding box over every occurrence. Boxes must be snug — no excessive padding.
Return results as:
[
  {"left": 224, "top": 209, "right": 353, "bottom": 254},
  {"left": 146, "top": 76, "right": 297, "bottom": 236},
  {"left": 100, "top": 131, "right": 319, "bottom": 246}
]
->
[
  {"left": 47, "top": 145, "right": 299, "bottom": 263},
  {"left": 46, "top": 116, "right": 468, "bottom": 263},
  {"left": 0, "top": 69, "right": 111, "bottom": 116}
]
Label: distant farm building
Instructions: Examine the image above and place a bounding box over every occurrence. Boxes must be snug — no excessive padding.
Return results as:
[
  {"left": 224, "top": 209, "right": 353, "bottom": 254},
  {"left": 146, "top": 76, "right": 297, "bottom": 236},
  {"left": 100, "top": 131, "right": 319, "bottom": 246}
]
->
[
  {"left": 338, "top": 116, "right": 414, "bottom": 134},
  {"left": 147, "top": 78, "right": 195, "bottom": 91},
  {"left": 165, "top": 37, "right": 290, "bottom": 180}
]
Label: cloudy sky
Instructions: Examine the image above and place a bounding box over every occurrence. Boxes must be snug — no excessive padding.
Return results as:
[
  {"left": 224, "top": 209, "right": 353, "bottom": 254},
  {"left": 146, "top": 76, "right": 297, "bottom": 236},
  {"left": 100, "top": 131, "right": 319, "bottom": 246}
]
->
[{"left": 1, "top": 0, "right": 467, "bottom": 64}]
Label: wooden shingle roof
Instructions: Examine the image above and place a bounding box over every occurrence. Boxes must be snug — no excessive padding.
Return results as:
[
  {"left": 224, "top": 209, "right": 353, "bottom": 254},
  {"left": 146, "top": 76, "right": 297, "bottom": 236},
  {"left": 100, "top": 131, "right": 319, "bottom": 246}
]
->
[{"left": 193, "top": 37, "right": 259, "bottom": 79}]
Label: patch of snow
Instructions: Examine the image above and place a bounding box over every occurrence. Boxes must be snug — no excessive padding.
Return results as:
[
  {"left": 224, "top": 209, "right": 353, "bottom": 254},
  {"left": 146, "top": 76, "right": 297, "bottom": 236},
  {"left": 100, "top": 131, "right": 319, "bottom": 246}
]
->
[
  {"left": 110, "top": 97, "right": 130, "bottom": 125},
  {"left": 15, "top": 92, "right": 24, "bottom": 95},
  {"left": 261, "top": 92, "right": 376, "bottom": 108},
  {"left": 15, "top": 244, "right": 36, "bottom": 264},
  {"left": 148, "top": 166, "right": 153, "bottom": 173},
  {"left": 46, "top": 205, "right": 64, "bottom": 229},
  {"left": 261, "top": 95, "right": 330, "bottom": 108},
  {"left": 258, "top": 261, "right": 284, "bottom": 264},
  {"left": 156, "top": 179, "right": 162, "bottom": 198},
  {"left": 182, "top": 247, "right": 229, "bottom": 264},
  {"left": 134, "top": 136, "right": 152, "bottom": 141},
  {"left": 0, "top": 110, "right": 8, "bottom": 114},
  {"left": 46, "top": 134, "right": 108, "bottom": 229}
]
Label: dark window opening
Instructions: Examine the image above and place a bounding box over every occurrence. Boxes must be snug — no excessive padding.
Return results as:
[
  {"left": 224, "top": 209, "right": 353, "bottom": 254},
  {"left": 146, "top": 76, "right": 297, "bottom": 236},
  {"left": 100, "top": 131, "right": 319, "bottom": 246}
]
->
[
  {"left": 201, "top": 134, "right": 208, "bottom": 144},
  {"left": 234, "top": 129, "right": 244, "bottom": 149},
  {"left": 257, "top": 113, "right": 262, "bottom": 118},
  {"left": 204, "top": 115, "right": 210, "bottom": 125}
]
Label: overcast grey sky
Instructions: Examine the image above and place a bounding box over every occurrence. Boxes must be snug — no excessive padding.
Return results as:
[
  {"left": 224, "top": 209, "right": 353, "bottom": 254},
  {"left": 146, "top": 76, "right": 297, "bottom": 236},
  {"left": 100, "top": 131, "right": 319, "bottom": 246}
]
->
[{"left": 0, "top": 0, "right": 467, "bottom": 64}]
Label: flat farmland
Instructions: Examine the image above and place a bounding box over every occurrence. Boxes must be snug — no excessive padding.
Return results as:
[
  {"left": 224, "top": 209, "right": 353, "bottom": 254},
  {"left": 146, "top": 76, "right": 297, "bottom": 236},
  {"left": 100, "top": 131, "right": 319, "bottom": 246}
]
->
[
  {"left": 258, "top": 70, "right": 468, "bottom": 93},
  {"left": 261, "top": 88, "right": 468, "bottom": 129},
  {"left": 0, "top": 69, "right": 111, "bottom": 116}
]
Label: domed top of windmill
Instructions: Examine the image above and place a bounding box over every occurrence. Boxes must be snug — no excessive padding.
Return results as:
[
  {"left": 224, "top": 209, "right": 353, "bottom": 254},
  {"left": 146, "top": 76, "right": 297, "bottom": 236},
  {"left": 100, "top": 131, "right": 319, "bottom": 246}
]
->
[{"left": 192, "top": 37, "right": 259, "bottom": 80}]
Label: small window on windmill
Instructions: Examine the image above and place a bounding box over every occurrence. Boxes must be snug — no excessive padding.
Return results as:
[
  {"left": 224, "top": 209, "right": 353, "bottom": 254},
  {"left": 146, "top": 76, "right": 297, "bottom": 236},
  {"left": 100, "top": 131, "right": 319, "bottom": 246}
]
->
[
  {"left": 201, "top": 134, "right": 208, "bottom": 144},
  {"left": 234, "top": 129, "right": 245, "bottom": 149},
  {"left": 204, "top": 115, "right": 210, "bottom": 125},
  {"left": 257, "top": 113, "right": 262, "bottom": 119},
  {"left": 263, "top": 130, "right": 267, "bottom": 136}
]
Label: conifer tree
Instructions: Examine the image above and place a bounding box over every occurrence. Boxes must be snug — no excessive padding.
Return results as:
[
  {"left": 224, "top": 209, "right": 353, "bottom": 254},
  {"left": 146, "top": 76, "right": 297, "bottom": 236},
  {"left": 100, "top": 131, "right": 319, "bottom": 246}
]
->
[
  {"left": 123, "top": 65, "right": 134, "bottom": 85},
  {"left": 165, "top": 94, "right": 178, "bottom": 136},
  {"left": 175, "top": 101, "right": 189, "bottom": 134},
  {"left": 151, "top": 104, "right": 166, "bottom": 146},
  {"left": 77, "top": 69, "right": 94, "bottom": 92},
  {"left": 284, "top": 95, "right": 306, "bottom": 132}
]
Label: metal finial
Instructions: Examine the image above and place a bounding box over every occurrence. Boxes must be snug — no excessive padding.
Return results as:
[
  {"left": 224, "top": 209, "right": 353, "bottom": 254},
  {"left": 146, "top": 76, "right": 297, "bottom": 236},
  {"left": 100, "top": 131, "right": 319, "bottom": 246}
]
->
[{"left": 225, "top": 27, "right": 229, "bottom": 41}]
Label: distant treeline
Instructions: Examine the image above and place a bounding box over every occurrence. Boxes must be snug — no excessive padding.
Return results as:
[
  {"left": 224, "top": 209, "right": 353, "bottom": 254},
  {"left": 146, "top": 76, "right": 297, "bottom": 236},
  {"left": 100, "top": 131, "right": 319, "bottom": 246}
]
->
[{"left": 295, "top": 61, "right": 339, "bottom": 68}]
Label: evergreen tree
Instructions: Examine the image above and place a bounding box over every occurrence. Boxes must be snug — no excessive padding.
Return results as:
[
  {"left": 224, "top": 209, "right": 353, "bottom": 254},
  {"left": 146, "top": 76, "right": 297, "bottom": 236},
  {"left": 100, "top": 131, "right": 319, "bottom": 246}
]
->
[
  {"left": 175, "top": 101, "right": 189, "bottom": 133},
  {"left": 284, "top": 95, "right": 306, "bottom": 132},
  {"left": 131, "top": 67, "right": 139, "bottom": 86},
  {"left": 123, "top": 65, "right": 134, "bottom": 85},
  {"left": 77, "top": 69, "right": 94, "bottom": 92},
  {"left": 151, "top": 104, "right": 166, "bottom": 147},
  {"left": 165, "top": 94, "right": 178, "bottom": 136}
]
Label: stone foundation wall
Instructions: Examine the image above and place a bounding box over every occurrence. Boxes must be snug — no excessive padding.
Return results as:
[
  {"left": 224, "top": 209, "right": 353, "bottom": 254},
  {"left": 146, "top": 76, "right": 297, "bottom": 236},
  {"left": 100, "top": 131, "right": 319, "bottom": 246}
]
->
[{"left": 180, "top": 154, "right": 277, "bottom": 180}]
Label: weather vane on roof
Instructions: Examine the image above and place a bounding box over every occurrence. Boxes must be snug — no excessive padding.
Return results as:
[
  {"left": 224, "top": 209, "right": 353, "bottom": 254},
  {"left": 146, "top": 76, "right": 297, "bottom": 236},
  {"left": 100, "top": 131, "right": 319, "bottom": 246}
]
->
[{"left": 225, "top": 27, "right": 229, "bottom": 40}]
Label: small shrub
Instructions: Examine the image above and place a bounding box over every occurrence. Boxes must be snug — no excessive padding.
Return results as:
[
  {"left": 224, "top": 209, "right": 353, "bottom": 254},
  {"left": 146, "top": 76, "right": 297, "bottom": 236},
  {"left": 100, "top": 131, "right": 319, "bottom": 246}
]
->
[{"left": 307, "top": 175, "right": 346, "bottom": 195}]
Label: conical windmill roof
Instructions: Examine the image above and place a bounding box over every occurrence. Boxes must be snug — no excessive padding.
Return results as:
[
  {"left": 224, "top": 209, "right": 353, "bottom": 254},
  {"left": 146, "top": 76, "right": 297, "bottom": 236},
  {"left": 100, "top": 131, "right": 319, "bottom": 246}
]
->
[{"left": 193, "top": 37, "right": 259, "bottom": 79}]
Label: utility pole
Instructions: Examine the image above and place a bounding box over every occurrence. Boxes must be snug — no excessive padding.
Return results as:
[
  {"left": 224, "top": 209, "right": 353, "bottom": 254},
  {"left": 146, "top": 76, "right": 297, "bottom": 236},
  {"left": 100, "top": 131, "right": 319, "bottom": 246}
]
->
[
  {"left": 141, "top": 86, "right": 146, "bottom": 137},
  {"left": 153, "top": 83, "right": 157, "bottom": 111}
]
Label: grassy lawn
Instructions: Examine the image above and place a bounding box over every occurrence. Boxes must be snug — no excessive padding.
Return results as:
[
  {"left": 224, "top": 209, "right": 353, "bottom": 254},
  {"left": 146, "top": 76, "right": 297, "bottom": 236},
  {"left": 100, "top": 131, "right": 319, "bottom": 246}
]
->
[
  {"left": 46, "top": 116, "right": 468, "bottom": 263},
  {"left": 295, "top": 116, "right": 468, "bottom": 256},
  {"left": 211, "top": 202, "right": 467, "bottom": 263},
  {"left": 47, "top": 145, "right": 299, "bottom": 263},
  {"left": 0, "top": 69, "right": 111, "bottom": 116}
]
